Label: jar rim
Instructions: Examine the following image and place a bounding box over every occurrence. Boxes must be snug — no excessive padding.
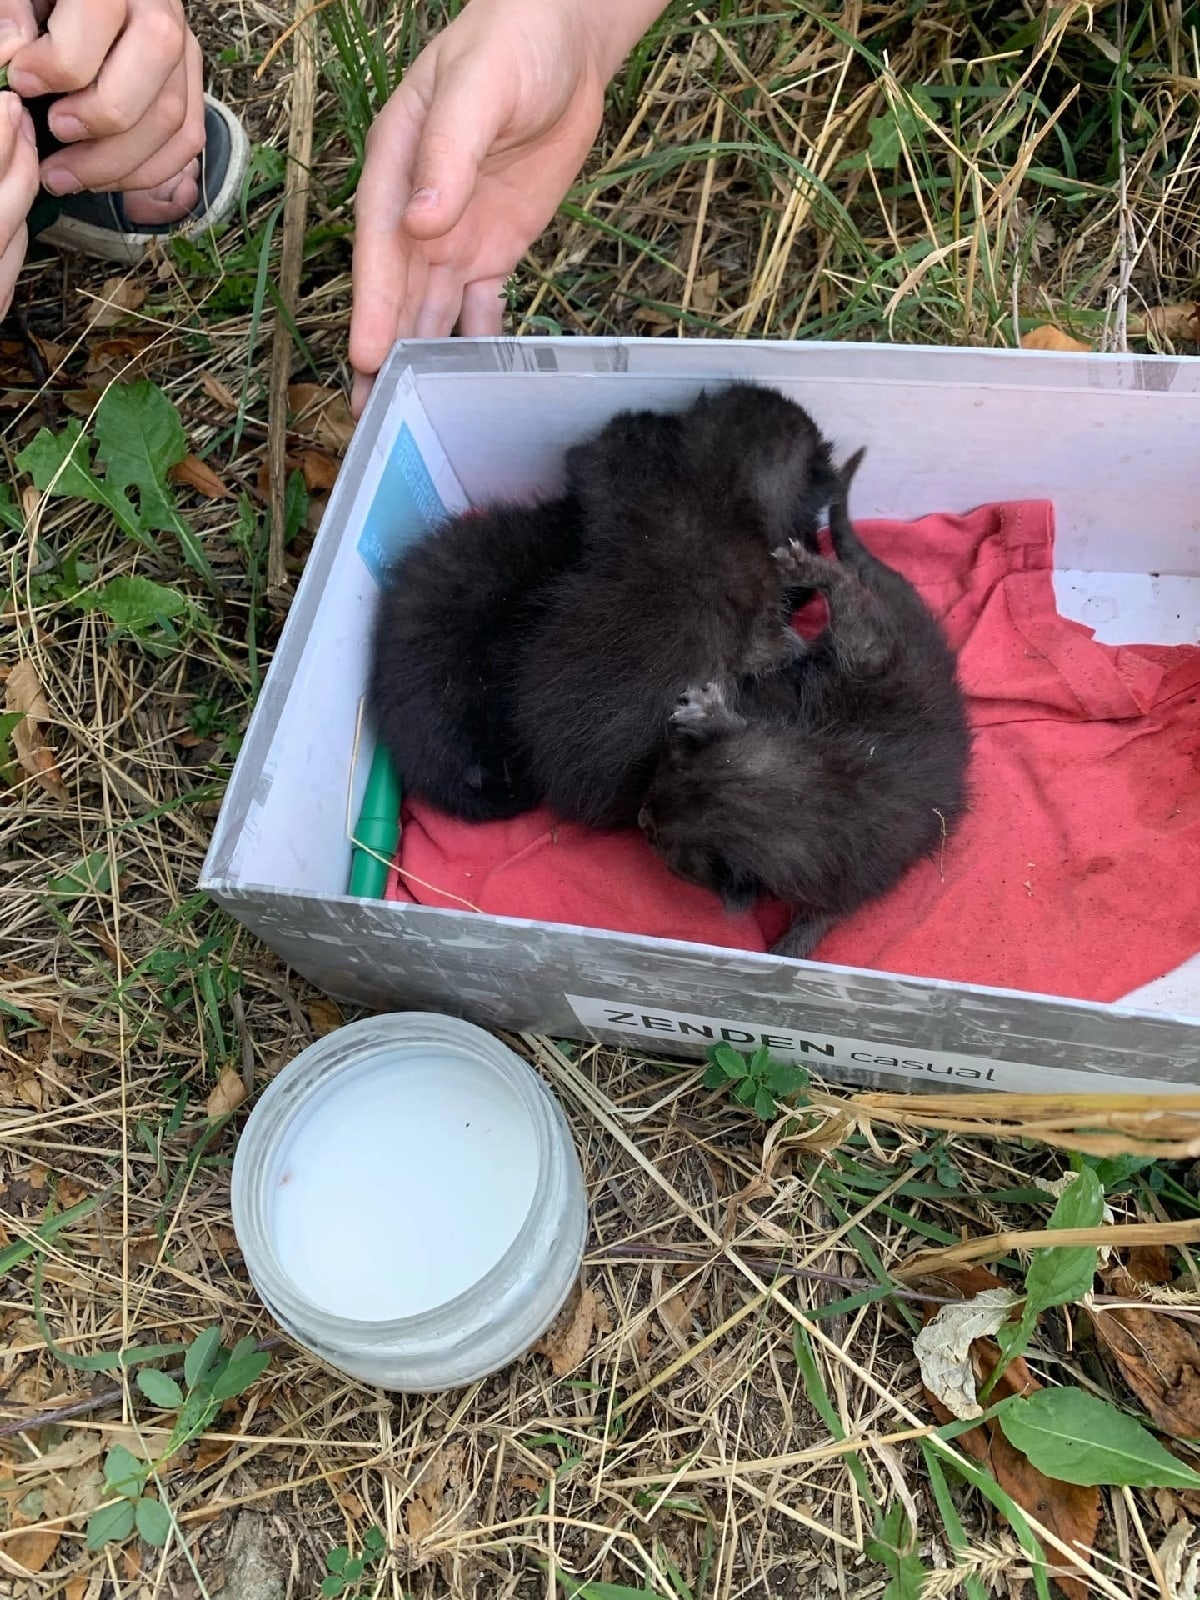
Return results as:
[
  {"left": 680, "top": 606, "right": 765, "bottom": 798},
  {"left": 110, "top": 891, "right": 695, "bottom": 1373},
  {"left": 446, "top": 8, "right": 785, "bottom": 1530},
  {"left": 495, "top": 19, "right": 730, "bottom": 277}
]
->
[{"left": 232, "top": 1013, "right": 556, "bottom": 1339}]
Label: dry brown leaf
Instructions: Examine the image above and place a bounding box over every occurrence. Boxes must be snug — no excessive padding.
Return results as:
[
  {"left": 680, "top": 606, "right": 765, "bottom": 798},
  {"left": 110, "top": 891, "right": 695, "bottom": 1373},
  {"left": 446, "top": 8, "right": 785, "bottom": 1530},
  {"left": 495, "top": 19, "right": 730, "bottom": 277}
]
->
[
  {"left": 307, "top": 998, "right": 344, "bottom": 1036},
  {"left": 64, "top": 1576, "right": 88, "bottom": 1600},
  {"left": 170, "top": 454, "right": 231, "bottom": 500},
  {"left": 92, "top": 277, "right": 147, "bottom": 329},
  {"left": 1020, "top": 324, "right": 1092, "bottom": 354},
  {"left": 85, "top": 334, "right": 158, "bottom": 381},
  {"left": 296, "top": 447, "right": 341, "bottom": 493},
  {"left": 1133, "top": 303, "right": 1200, "bottom": 343},
  {"left": 919, "top": 1269, "right": 1098, "bottom": 1600},
  {"left": 32, "top": 336, "right": 71, "bottom": 370},
  {"left": 191, "top": 1435, "right": 233, "bottom": 1474},
  {"left": 287, "top": 383, "right": 355, "bottom": 453},
  {"left": 6, "top": 1523, "right": 61, "bottom": 1572},
  {"left": 1090, "top": 1257, "right": 1200, "bottom": 1437},
  {"left": 199, "top": 372, "right": 238, "bottom": 411},
  {"left": 534, "top": 1281, "right": 596, "bottom": 1377},
  {"left": 4, "top": 659, "right": 67, "bottom": 802},
  {"left": 406, "top": 1497, "right": 437, "bottom": 1542},
  {"left": 691, "top": 269, "right": 721, "bottom": 314},
  {"left": 62, "top": 388, "right": 106, "bottom": 419},
  {"left": 207, "top": 1067, "right": 247, "bottom": 1119}
]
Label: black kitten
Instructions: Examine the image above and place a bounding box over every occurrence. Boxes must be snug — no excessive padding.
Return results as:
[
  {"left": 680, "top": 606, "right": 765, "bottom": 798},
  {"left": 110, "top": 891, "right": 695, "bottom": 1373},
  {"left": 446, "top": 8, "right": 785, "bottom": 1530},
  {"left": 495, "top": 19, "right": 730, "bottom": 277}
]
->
[
  {"left": 637, "top": 451, "right": 972, "bottom": 958},
  {"left": 368, "top": 499, "right": 583, "bottom": 820},
  {"left": 509, "top": 384, "right": 842, "bottom": 828}
]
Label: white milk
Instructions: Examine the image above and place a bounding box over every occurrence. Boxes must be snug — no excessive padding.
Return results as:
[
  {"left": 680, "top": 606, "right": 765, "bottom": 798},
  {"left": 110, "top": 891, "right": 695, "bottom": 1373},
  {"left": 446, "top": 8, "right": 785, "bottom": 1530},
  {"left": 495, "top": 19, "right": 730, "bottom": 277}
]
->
[{"left": 269, "top": 1049, "right": 540, "bottom": 1320}]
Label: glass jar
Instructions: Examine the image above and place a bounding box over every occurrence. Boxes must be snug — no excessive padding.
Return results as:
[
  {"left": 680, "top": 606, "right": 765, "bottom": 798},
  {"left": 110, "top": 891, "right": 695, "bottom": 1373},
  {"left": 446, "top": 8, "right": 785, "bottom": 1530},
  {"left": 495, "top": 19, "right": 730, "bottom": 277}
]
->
[{"left": 231, "top": 1012, "right": 587, "bottom": 1391}]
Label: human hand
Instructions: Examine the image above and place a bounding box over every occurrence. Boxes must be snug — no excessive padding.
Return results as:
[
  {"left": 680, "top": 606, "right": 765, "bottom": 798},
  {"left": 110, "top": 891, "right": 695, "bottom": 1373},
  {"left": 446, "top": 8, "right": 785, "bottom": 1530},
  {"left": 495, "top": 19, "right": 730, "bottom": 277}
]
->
[
  {"left": 349, "top": 0, "right": 667, "bottom": 416},
  {"left": 0, "top": 33, "right": 40, "bottom": 317},
  {"left": 1, "top": 0, "right": 205, "bottom": 201}
]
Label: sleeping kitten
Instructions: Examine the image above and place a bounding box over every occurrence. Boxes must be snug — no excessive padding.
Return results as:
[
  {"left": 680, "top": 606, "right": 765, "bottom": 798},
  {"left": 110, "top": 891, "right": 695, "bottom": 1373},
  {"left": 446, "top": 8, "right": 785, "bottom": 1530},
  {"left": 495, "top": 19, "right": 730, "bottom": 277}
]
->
[
  {"left": 368, "top": 499, "right": 583, "bottom": 821},
  {"left": 637, "top": 451, "right": 972, "bottom": 958},
  {"left": 510, "top": 384, "right": 843, "bottom": 828}
]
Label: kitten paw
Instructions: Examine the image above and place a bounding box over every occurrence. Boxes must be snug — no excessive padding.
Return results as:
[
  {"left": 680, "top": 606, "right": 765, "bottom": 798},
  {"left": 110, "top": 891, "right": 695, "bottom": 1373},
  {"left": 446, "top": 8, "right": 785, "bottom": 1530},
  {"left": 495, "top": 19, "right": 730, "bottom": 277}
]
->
[{"left": 671, "top": 681, "right": 727, "bottom": 725}]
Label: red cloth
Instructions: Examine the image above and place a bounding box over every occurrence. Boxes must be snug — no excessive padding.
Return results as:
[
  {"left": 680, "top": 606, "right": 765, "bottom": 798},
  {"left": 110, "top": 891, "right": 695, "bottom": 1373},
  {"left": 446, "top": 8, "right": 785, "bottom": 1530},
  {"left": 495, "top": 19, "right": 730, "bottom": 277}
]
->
[{"left": 386, "top": 501, "right": 1200, "bottom": 1002}]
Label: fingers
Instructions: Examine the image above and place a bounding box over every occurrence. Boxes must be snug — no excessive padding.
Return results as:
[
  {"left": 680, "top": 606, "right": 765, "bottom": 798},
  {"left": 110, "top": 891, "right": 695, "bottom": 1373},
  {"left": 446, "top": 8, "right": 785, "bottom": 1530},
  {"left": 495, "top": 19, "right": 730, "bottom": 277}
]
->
[
  {"left": 349, "top": 91, "right": 422, "bottom": 396},
  {"left": 47, "top": 2, "right": 185, "bottom": 143},
  {"left": 401, "top": 55, "right": 511, "bottom": 243},
  {"left": 6, "top": 0, "right": 129, "bottom": 95},
  {"left": 412, "top": 263, "right": 466, "bottom": 340},
  {"left": 0, "top": 2, "right": 39, "bottom": 61},
  {"left": 459, "top": 277, "right": 507, "bottom": 338},
  {"left": 40, "top": 31, "right": 203, "bottom": 196},
  {"left": 0, "top": 92, "right": 37, "bottom": 317}
]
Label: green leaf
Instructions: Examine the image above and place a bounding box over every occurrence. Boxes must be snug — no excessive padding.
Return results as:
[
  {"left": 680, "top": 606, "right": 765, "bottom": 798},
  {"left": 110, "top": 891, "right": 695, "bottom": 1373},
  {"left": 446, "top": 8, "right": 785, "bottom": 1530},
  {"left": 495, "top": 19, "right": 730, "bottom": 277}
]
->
[
  {"left": 104, "top": 1445, "right": 148, "bottom": 1498},
  {"left": 135, "top": 1496, "right": 172, "bottom": 1546},
  {"left": 137, "top": 1368, "right": 184, "bottom": 1409},
  {"left": 753, "top": 1087, "right": 777, "bottom": 1121},
  {"left": 708, "top": 1043, "right": 748, "bottom": 1079},
  {"left": 184, "top": 1326, "right": 221, "bottom": 1391},
  {"left": 748, "top": 1044, "right": 772, "bottom": 1078},
  {"left": 48, "top": 850, "right": 113, "bottom": 899},
  {"left": 208, "top": 1349, "right": 270, "bottom": 1402},
  {"left": 557, "top": 1578, "right": 668, "bottom": 1600},
  {"left": 327, "top": 1548, "right": 349, "bottom": 1575},
  {"left": 87, "top": 1498, "right": 137, "bottom": 1550},
  {"left": 998, "top": 1388, "right": 1200, "bottom": 1488},
  {"left": 1025, "top": 1244, "right": 1097, "bottom": 1318},
  {"left": 77, "top": 576, "right": 190, "bottom": 637},
  {"left": 733, "top": 1077, "right": 758, "bottom": 1106},
  {"left": 18, "top": 419, "right": 142, "bottom": 542},
  {"left": 94, "top": 383, "right": 215, "bottom": 584},
  {"left": 0, "top": 709, "right": 25, "bottom": 784},
  {"left": 700, "top": 1063, "right": 728, "bottom": 1090},
  {"left": 1048, "top": 1169, "right": 1104, "bottom": 1231},
  {"left": 362, "top": 1526, "right": 386, "bottom": 1559},
  {"left": 765, "top": 1059, "right": 809, "bottom": 1096},
  {"left": 867, "top": 84, "right": 938, "bottom": 169},
  {"left": 865, "top": 1503, "right": 927, "bottom": 1598},
  {"left": 320, "top": 1577, "right": 345, "bottom": 1598}
]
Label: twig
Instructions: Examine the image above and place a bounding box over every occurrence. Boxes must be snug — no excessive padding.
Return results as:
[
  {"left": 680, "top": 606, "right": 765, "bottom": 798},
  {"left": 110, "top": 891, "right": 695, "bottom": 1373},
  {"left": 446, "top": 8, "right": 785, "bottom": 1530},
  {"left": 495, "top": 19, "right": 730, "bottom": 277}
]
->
[{"left": 266, "top": 0, "right": 319, "bottom": 598}]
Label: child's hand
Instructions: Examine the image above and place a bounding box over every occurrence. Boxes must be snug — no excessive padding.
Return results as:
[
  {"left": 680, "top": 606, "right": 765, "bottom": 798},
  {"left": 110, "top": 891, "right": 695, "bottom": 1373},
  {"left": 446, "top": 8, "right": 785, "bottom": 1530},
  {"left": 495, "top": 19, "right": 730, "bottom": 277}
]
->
[
  {"left": 5, "top": 0, "right": 205, "bottom": 198},
  {"left": 349, "top": 0, "right": 668, "bottom": 416},
  {"left": 0, "top": 89, "right": 39, "bottom": 318}
]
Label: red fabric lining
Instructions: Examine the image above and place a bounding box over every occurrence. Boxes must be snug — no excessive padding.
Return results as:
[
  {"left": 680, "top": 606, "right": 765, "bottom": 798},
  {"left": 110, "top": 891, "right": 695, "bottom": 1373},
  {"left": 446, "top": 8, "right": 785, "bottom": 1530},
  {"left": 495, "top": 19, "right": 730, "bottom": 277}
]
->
[{"left": 385, "top": 500, "right": 1200, "bottom": 1002}]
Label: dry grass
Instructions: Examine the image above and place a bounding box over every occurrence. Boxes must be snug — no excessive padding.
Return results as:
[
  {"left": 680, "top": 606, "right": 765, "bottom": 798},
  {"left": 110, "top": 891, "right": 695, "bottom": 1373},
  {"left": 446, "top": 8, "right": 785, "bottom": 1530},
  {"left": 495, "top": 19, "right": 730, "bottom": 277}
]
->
[{"left": 3, "top": 1, "right": 1200, "bottom": 1596}]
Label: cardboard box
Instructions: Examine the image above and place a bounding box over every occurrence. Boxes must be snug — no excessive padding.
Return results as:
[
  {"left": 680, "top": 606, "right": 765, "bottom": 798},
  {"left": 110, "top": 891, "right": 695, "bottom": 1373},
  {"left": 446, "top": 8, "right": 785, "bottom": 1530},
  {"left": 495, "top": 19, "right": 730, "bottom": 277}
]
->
[{"left": 201, "top": 337, "right": 1200, "bottom": 1096}]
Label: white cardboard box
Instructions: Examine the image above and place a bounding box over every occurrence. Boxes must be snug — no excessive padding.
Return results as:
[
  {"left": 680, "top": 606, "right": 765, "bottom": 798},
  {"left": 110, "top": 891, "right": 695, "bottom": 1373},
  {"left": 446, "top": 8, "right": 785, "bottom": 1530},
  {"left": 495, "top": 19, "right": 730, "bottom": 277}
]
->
[{"left": 201, "top": 337, "right": 1200, "bottom": 1096}]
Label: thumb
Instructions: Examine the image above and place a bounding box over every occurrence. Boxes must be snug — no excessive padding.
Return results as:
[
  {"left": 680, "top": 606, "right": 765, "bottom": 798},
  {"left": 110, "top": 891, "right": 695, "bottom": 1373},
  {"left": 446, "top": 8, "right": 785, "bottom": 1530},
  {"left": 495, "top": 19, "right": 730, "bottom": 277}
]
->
[
  {"left": 0, "top": 1, "right": 38, "bottom": 61},
  {"left": 402, "top": 57, "right": 510, "bottom": 241}
]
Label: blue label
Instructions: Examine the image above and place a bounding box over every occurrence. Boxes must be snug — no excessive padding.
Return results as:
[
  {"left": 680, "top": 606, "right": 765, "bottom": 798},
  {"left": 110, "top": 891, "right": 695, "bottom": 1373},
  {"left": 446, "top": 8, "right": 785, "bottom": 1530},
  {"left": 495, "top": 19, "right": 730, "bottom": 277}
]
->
[{"left": 357, "top": 423, "right": 448, "bottom": 583}]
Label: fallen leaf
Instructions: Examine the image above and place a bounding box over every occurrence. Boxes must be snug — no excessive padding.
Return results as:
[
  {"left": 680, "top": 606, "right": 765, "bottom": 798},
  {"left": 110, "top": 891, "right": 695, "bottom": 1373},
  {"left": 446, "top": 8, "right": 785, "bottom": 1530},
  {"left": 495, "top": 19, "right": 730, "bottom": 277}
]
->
[
  {"left": 191, "top": 1435, "right": 233, "bottom": 1474},
  {"left": 287, "top": 383, "right": 354, "bottom": 453},
  {"left": 918, "top": 1267, "right": 1099, "bottom": 1600},
  {"left": 92, "top": 277, "right": 147, "bottom": 329},
  {"left": 32, "top": 336, "right": 71, "bottom": 370},
  {"left": 85, "top": 335, "right": 157, "bottom": 381},
  {"left": 1021, "top": 324, "right": 1092, "bottom": 353},
  {"left": 64, "top": 1577, "right": 88, "bottom": 1600},
  {"left": 306, "top": 998, "right": 343, "bottom": 1037},
  {"left": 295, "top": 447, "right": 340, "bottom": 493},
  {"left": 534, "top": 1281, "right": 596, "bottom": 1377},
  {"left": 6, "top": 1523, "right": 61, "bottom": 1572},
  {"left": 690, "top": 269, "right": 721, "bottom": 315},
  {"left": 1159, "top": 1517, "right": 1200, "bottom": 1600},
  {"left": 406, "top": 1497, "right": 437, "bottom": 1542},
  {"left": 4, "top": 658, "right": 67, "bottom": 801},
  {"left": 170, "top": 454, "right": 231, "bottom": 500},
  {"left": 1091, "top": 1257, "right": 1200, "bottom": 1437},
  {"left": 207, "top": 1068, "right": 246, "bottom": 1119},
  {"left": 914, "top": 1286, "right": 1020, "bottom": 1420},
  {"left": 1132, "top": 303, "right": 1200, "bottom": 344},
  {"left": 199, "top": 373, "right": 237, "bottom": 411}
]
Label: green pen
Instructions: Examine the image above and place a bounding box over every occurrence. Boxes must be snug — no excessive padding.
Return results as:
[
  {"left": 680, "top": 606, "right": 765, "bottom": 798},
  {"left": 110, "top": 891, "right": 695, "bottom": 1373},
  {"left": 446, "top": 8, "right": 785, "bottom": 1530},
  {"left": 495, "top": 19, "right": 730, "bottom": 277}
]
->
[{"left": 348, "top": 742, "right": 402, "bottom": 898}]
